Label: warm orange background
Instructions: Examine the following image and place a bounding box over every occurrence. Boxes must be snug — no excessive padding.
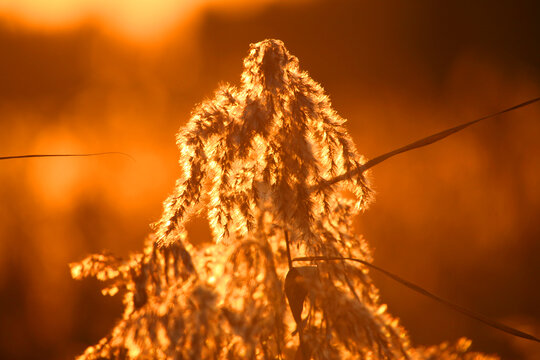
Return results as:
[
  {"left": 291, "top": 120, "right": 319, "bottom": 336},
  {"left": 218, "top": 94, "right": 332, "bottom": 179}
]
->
[{"left": 0, "top": 1, "right": 539, "bottom": 359}]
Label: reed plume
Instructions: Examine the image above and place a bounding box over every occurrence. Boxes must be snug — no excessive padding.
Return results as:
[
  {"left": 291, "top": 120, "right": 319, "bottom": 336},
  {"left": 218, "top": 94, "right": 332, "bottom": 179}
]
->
[{"left": 71, "top": 39, "right": 497, "bottom": 360}]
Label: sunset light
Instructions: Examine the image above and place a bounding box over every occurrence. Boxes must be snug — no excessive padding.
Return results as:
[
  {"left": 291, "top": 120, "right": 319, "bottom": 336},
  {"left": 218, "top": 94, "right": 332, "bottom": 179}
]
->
[
  {"left": 0, "top": 0, "right": 294, "bottom": 41},
  {"left": 1, "top": 2, "right": 539, "bottom": 359}
]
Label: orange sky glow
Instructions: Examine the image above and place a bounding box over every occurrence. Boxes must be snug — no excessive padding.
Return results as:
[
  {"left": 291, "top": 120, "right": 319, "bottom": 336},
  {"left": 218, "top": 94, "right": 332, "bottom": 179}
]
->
[
  {"left": 0, "top": 1, "right": 539, "bottom": 359},
  {"left": 0, "top": 0, "right": 299, "bottom": 42}
]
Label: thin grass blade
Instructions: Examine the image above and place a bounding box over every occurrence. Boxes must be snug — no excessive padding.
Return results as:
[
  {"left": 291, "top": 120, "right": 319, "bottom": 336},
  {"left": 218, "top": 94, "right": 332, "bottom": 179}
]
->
[{"left": 293, "top": 255, "right": 540, "bottom": 344}]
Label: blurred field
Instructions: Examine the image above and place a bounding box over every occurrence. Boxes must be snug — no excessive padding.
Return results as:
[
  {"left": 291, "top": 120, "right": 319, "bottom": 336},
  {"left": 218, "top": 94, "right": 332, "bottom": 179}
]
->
[{"left": 0, "top": 1, "right": 539, "bottom": 359}]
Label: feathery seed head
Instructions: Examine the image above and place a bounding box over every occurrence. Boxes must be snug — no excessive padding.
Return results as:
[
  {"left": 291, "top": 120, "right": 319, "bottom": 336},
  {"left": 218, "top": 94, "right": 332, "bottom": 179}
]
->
[{"left": 70, "top": 40, "right": 498, "bottom": 360}]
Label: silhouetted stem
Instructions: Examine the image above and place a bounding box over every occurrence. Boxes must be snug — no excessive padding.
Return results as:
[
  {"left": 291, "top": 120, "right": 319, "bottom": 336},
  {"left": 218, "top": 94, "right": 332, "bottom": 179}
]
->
[
  {"left": 0, "top": 152, "right": 135, "bottom": 161},
  {"left": 293, "top": 256, "right": 540, "bottom": 344},
  {"left": 313, "top": 96, "right": 540, "bottom": 191},
  {"left": 284, "top": 230, "right": 293, "bottom": 269}
]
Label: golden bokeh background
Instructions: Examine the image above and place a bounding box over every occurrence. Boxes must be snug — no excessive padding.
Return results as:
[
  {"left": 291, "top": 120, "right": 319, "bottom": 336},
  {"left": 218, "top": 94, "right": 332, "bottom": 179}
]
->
[{"left": 0, "top": 1, "right": 539, "bottom": 359}]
